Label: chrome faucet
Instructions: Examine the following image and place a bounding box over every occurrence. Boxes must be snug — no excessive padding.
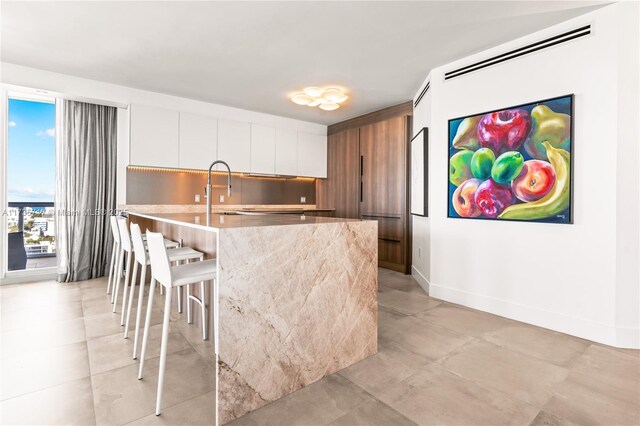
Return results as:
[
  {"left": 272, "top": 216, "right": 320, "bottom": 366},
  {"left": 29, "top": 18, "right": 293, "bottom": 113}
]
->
[{"left": 206, "top": 160, "right": 232, "bottom": 226}]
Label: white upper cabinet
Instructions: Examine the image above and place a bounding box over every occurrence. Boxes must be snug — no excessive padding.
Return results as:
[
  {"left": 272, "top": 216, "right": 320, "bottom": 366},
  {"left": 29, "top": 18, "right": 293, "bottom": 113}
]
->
[
  {"left": 275, "top": 128, "right": 298, "bottom": 176},
  {"left": 297, "top": 132, "right": 327, "bottom": 178},
  {"left": 250, "top": 124, "right": 276, "bottom": 174},
  {"left": 179, "top": 112, "right": 217, "bottom": 170},
  {"left": 217, "top": 119, "right": 251, "bottom": 172},
  {"left": 130, "top": 104, "right": 179, "bottom": 168}
]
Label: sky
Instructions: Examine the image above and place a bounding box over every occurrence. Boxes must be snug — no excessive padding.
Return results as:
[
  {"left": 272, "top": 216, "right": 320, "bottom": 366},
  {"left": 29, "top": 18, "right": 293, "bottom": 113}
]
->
[{"left": 7, "top": 98, "right": 56, "bottom": 202}]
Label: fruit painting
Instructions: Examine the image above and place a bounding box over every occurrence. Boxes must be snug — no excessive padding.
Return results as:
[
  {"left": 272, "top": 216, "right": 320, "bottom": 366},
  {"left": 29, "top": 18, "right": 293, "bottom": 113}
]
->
[{"left": 448, "top": 95, "right": 573, "bottom": 224}]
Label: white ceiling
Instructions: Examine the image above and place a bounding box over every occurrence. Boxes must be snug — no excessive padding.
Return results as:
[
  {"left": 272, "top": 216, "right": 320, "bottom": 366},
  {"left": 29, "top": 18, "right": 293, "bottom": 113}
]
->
[{"left": 1, "top": 1, "right": 607, "bottom": 125}]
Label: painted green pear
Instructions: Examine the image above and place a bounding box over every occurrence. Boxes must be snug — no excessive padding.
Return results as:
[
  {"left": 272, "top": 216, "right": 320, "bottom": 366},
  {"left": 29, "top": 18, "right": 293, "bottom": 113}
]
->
[
  {"left": 449, "top": 150, "right": 474, "bottom": 186},
  {"left": 452, "top": 116, "right": 481, "bottom": 150},
  {"left": 525, "top": 105, "right": 571, "bottom": 160},
  {"left": 491, "top": 151, "right": 524, "bottom": 184},
  {"left": 470, "top": 148, "right": 495, "bottom": 180}
]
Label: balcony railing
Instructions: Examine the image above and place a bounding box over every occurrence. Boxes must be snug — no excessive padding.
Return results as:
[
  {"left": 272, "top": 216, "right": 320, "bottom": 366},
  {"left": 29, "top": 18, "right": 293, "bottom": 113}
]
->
[{"left": 7, "top": 202, "right": 56, "bottom": 271}]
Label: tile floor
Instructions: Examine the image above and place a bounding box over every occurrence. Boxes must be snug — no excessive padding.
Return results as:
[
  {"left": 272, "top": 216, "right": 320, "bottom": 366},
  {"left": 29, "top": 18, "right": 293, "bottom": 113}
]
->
[{"left": 1, "top": 268, "right": 638, "bottom": 425}]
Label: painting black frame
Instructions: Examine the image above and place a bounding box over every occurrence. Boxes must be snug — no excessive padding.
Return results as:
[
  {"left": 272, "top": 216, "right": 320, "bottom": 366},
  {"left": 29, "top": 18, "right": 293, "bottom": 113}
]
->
[
  {"left": 446, "top": 94, "right": 574, "bottom": 224},
  {"left": 411, "top": 127, "right": 428, "bottom": 217}
]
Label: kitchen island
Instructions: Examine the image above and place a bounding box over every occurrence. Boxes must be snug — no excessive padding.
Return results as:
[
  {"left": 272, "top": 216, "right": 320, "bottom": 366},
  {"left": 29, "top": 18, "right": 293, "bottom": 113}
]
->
[{"left": 128, "top": 211, "right": 378, "bottom": 424}]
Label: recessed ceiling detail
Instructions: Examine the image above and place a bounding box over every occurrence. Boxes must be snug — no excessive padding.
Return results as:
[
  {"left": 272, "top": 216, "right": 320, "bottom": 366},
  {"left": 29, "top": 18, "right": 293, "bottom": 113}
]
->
[{"left": 291, "top": 87, "right": 348, "bottom": 111}]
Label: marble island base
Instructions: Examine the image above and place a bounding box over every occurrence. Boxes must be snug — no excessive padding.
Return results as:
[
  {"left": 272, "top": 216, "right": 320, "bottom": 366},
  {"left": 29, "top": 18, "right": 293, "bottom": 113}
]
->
[{"left": 128, "top": 212, "right": 378, "bottom": 424}]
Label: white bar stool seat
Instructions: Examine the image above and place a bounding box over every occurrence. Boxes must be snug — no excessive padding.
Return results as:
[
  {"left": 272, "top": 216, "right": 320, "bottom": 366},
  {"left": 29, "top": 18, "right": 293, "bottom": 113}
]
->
[
  {"left": 126, "top": 223, "right": 206, "bottom": 359},
  {"left": 113, "top": 217, "right": 179, "bottom": 325},
  {"left": 138, "top": 230, "right": 217, "bottom": 417}
]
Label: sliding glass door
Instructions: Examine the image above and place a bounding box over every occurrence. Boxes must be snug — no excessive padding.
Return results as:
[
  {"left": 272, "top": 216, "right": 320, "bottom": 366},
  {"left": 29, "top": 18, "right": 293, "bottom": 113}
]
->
[{"left": 4, "top": 95, "right": 57, "bottom": 274}]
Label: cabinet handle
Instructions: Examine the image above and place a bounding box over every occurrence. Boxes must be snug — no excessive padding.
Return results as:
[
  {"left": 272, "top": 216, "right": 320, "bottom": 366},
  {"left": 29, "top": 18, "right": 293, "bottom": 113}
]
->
[
  {"left": 360, "top": 155, "right": 363, "bottom": 176},
  {"left": 360, "top": 182, "right": 363, "bottom": 203}
]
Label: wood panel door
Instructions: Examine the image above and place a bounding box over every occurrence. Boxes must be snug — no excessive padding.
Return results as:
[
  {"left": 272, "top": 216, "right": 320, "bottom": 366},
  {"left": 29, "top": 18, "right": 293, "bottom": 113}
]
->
[
  {"left": 360, "top": 115, "right": 410, "bottom": 273},
  {"left": 316, "top": 128, "right": 360, "bottom": 219}
]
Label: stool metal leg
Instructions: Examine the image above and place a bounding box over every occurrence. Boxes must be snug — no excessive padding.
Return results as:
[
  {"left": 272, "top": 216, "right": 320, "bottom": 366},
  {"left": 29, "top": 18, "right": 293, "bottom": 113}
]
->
[
  {"left": 200, "top": 280, "right": 207, "bottom": 340},
  {"left": 124, "top": 260, "right": 139, "bottom": 339},
  {"left": 186, "top": 283, "right": 192, "bottom": 324},
  {"left": 120, "top": 252, "right": 133, "bottom": 326},
  {"left": 138, "top": 278, "right": 156, "bottom": 380},
  {"left": 112, "top": 249, "right": 124, "bottom": 308},
  {"left": 132, "top": 264, "right": 147, "bottom": 360},
  {"left": 156, "top": 284, "right": 173, "bottom": 416},
  {"left": 107, "top": 243, "right": 116, "bottom": 294}
]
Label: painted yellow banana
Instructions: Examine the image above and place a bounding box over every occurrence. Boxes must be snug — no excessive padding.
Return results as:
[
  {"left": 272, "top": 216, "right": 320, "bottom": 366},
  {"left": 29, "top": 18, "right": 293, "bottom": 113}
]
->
[{"left": 498, "top": 142, "right": 570, "bottom": 220}]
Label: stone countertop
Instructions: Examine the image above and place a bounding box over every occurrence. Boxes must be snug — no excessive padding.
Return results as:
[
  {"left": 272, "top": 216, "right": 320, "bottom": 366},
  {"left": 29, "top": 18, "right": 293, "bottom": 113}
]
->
[
  {"left": 128, "top": 211, "right": 364, "bottom": 232},
  {"left": 120, "top": 204, "right": 335, "bottom": 214}
]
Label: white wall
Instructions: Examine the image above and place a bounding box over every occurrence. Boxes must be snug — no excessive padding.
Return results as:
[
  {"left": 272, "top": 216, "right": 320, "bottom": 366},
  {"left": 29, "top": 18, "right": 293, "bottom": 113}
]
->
[
  {"left": 0, "top": 63, "right": 327, "bottom": 205},
  {"left": 414, "top": 3, "right": 639, "bottom": 348},
  {"left": 411, "top": 74, "right": 431, "bottom": 292}
]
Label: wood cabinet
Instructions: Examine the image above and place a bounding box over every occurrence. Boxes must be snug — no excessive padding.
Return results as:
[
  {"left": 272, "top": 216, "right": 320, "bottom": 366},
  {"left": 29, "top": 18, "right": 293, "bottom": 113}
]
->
[
  {"left": 130, "top": 104, "right": 179, "bottom": 168},
  {"left": 317, "top": 102, "right": 412, "bottom": 273},
  {"left": 275, "top": 128, "right": 298, "bottom": 176},
  {"left": 316, "top": 128, "right": 360, "bottom": 219},
  {"left": 179, "top": 112, "right": 217, "bottom": 170},
  {"left": 250, "top": 124, "right": 276, "bottom": 174},
  {"left": 218, "top": 119, "right": 251, "bottom": 173},
  {"left": 298, "top": 132, "right": 327, "bottom": 178}
]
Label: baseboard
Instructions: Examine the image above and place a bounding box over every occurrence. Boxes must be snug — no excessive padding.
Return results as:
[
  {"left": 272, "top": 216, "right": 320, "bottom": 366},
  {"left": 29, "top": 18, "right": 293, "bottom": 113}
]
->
[
  {"left": 429, "top": 281, "right": 640, "bottom": 349},
  {"left": 411, "top": 266, "right": 430, "bottom": 293},
  {"left": 0, "top": 271, "right": 57, "bottom": 285}
]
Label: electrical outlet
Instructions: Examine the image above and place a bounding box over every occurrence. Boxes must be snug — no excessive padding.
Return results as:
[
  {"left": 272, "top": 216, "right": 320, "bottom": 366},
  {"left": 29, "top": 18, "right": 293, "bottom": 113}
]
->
[
  {"left": 300, "top": 196, "right": 306, "bottom": 203},
  {"left": 219, "top": 195, "right": 225, "bottom": 203},
  {"left": 195, "top": 194, "right": 200, "bottom": 203}
]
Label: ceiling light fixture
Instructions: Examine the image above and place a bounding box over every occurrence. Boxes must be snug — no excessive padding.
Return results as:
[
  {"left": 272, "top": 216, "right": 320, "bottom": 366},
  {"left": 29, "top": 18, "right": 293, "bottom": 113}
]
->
[{"left": 291, "top": 86, "right": 348, "bottom": 111}]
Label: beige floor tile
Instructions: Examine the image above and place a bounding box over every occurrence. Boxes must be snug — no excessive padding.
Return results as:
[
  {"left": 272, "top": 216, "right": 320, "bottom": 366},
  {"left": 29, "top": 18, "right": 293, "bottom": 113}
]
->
[
  {"left": 415, "top": 303, "right": 514, "bottom": 337},
  {"left": 82, "top": 295, "right": 119, "bottom": 318},
  {"left": 382, "top": 315, "right": 474, "bottom": 361},
  {"left": 440, "top": 340, "right": 569, "bottom": 407},
  {"left": 87, "top": 323, "right": 192, "bottom": 375},
  {"left": 329, "top": 399, "right": 417, "bottom": 426},
  {"left": 1, "top": 341, "right": 90, "bottom": 401},
  {"left": 84, "top": 306, "right": 163, "bottom": 340},
  {"left": 126, "top": 391, "right": 216, "bottom": 425},
  {"left": 378, "top": 289, "right": 441, "bottom": 315},
  {"left": 529, "top": 410, "right": 577, "bottom": 426},
  {"left": 0, "top": 300, "right": 84, "bottom": 332},
  {"left": 0, "top": 317, "right": 86, "bottom": 358},
  {"left": 0, "top": 281, "right": 82, "bottom": 313},
  {"left": 543, "top": 345, "right": 640, "bottom": 425},
  {"left": 338, "top": 342, "right": 431, "bottom": 404},
  {"left": 0, "top": 377, "right": 96, "bottom": 425},
  {"left": 91, "top": 347, "right": 215, "bottom": 426},
  {"left": 228, "top": 374, "right": 374, "bottom": 426},
  {"left": 378, "top": 269, "right": 425, "bottom": 294},
  {"left": 387, "top": 363, "right": 539, "bottom": 425},
  {"left": 484, "top": 324, "right": 590, "bottom": 368}
]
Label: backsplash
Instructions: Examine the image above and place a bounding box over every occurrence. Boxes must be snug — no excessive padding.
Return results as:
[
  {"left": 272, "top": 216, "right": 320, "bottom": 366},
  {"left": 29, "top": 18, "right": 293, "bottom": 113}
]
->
[{"left": 126, "top": 168, "right": 316, "bottom": 205}]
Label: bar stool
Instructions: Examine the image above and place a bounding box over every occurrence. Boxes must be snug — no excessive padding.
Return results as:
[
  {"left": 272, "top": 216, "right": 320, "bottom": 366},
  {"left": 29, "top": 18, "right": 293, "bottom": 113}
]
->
[
  {"left": 138, "top": 230, "right": 217, "bottom": 416},
  {"left": 113, "top": 217, "right": 180, "bottom": 325},
  {"left": 126, "top": 223, "right": 206, "bottom": 358},
  {"left": 106, "top": 216, "right": 121, "bottom": 295}
]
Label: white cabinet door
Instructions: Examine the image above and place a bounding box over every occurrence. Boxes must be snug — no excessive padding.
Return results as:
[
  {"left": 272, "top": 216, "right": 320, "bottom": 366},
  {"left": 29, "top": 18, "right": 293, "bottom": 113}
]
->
[
  {"left": 129, "top": 104, "right": 179, "bottom": 168},
  {"left": 297, "top": 132, "right": 327, "bottom": 178},
  {"left": 250, "top": 124, "right": 276, "bottom": 174},
  {"left": 275, "top": 128, "right": 298, "bottom": 176},
  {"left": 217, "top": 119, "right": 251, "bottom": 172},
  {"left": 179, "top": 112, "right": 217, "bottom": 170}
]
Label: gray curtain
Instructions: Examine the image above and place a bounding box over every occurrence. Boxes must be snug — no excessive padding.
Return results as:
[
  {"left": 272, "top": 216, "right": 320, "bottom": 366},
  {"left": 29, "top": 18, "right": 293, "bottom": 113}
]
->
[{"left": 57, "top": 100, "right": 117, "bottom": 282}]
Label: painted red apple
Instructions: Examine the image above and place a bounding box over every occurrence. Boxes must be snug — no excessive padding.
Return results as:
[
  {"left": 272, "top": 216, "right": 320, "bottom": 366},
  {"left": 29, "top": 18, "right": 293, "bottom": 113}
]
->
[
  {"left": 477, "top": 109, "right": 531, "bottom": 155},
  {"left": 511, "top": 160, "right": 556, "bottom": 202},
  {"left": 474, "top": 179, "right": 515, "bottom": 218},
  {"left": 452, "top": 178, "right": 482, "bottom": 217}
]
